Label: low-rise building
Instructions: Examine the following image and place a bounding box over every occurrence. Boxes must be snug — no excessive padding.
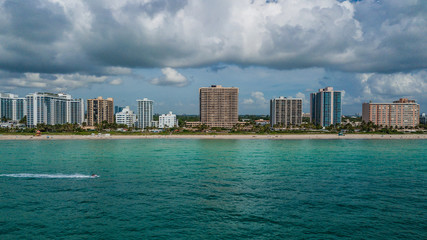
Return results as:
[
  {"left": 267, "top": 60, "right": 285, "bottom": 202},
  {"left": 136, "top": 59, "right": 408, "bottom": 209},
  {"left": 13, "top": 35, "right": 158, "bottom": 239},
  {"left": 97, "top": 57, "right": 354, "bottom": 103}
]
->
[
  {"left": 255, "top": 119, "right": 270, "bottom": 126},
  {"left": 159, "top": 111, "right": 178, "bottom": 128},
  {"left": 185, "top": 121, "right": 202, "bottom": 128},
  {"left": 115, "top": 106, "right": 136, "bottom": 127}
]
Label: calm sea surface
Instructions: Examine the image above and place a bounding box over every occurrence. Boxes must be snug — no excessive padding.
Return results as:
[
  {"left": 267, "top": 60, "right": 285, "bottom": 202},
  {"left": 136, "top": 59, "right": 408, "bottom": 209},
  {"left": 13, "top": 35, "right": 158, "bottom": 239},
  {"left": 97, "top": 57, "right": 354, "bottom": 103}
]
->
[{"left": 0, "top": 139, "right": 426, "bottom": 239}]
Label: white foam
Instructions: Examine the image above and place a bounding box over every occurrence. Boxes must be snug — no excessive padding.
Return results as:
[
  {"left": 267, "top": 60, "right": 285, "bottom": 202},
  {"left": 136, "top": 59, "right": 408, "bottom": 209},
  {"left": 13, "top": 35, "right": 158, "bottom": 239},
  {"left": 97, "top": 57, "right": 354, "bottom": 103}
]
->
[{"left": 0, "top": 173, "right": 99, "bottom": 179}]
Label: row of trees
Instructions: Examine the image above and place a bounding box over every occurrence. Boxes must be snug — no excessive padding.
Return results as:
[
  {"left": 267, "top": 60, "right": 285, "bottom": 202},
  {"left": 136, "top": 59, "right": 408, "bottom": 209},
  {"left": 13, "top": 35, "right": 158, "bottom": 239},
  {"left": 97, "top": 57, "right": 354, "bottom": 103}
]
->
[{"left": 0, "top": 116, "right": 26, "bottom": 124}]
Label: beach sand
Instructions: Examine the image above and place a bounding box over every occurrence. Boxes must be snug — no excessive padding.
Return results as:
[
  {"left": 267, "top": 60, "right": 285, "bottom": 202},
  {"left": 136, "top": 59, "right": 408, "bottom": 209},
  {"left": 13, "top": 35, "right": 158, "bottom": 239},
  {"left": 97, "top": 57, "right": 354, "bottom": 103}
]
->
[{"left": 0, "top": 134, "right": 426, "bottom": 140}]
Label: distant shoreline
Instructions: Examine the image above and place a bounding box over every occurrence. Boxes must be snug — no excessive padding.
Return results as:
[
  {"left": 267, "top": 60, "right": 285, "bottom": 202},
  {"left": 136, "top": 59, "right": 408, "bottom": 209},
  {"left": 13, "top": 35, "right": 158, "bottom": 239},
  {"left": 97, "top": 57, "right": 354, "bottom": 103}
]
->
[{"left": 0, "top": 134, "right": 426, "bottom": 140}]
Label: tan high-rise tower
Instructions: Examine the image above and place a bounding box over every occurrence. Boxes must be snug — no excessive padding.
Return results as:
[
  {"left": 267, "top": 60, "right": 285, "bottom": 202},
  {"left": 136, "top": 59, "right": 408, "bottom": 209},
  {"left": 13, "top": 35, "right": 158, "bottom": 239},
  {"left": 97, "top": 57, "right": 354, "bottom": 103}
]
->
[
  {"left": 87, "top": 96, "right": 114, "bottom": 126},
  {"left": 199, "top": 85, "right": 238, "bottom": 128}
]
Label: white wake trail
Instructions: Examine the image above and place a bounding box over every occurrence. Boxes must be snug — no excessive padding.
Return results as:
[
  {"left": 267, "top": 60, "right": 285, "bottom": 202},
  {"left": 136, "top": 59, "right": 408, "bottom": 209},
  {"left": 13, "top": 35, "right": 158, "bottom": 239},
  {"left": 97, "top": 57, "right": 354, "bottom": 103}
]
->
[{"left": 0, "top": 173, "right": 98, "bottom": 179}]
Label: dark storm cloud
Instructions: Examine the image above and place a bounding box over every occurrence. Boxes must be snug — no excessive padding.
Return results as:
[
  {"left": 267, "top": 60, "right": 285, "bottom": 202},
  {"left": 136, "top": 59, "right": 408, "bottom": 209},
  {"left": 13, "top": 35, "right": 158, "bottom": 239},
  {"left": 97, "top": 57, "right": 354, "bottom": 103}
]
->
[
  {"left": 0, "top": 0, "right": 426, "bottom": 78},
  {"left": 2, "top": 0, "right": 70, "bottom": 42},
  {"left": 0, "top": 0, "right": 79, "bottom": 73}
]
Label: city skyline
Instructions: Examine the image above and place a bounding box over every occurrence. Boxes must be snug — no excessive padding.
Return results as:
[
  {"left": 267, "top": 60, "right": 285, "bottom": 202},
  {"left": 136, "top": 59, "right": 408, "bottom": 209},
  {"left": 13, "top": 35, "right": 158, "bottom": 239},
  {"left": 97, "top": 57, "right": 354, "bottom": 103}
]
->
[
  {"left": 1, "top": 87, "right": 424, "bottom": 118},
  {"left": 0, "top": 1, "right": 426, "bottom": 115}
]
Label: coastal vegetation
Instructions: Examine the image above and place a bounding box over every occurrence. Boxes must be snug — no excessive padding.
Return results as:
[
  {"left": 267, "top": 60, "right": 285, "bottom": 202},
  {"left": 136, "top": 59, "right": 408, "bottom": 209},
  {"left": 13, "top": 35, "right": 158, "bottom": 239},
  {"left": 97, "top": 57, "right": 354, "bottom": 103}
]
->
[{"left": 0, "top": 116, "right": 426, "bottom": 135}]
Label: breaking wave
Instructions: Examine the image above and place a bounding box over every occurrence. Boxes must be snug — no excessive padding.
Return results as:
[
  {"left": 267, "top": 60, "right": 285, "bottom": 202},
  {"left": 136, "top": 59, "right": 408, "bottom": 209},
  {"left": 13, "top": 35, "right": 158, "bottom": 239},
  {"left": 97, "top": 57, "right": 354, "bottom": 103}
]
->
[{"left": 0, "top": 173, "right": 98, "bottom": 179}]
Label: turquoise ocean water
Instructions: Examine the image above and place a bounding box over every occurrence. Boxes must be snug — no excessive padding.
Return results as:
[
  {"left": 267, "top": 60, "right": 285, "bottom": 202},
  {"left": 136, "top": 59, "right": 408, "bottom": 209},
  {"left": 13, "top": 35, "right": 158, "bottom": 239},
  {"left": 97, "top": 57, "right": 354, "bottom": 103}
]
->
[{"left": 0, "top": 139, "right": 426, "bottom": 239}]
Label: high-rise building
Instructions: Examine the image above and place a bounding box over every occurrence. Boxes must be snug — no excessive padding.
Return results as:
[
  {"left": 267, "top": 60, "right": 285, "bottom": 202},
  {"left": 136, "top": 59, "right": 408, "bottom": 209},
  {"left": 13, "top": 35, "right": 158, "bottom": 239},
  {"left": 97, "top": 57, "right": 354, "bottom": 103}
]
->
[
  {"left": 159, "top": 111, "right": 178, "bottom": 128},
  {"left": 362, "top": 98, "right": 420, "bottom": 128},
  {"left": 0, "top": 93, "right": 27, "bottom": 121},
  {"left": 420, "top": 113, "right": 426, "bottom": 125},
  {"left": 137, "top": 98, "right": 153, "bottom": 129},
  {"left": 270, "top": 97, "right": 302, "bottom": 127},
  {"left": 87, "top": 97, "right": 114, "bottom": 126},
  {"left": 26, "top": 93, "right": 84, "bottom": 127},
  {"left": 199, "top": 85, "right": 238, "bottom": 128},
  {"left": 115, "top": 106, "right": 136, "bottom": 127},
  {"left": 310, "top": 87, "right": 343, "bottom": 127},
  {"left": 114, "top": 106, "right": 125, "bottom": 115},
  {"left": 67, "top": 99, "right": 85, "bottom": 124}
]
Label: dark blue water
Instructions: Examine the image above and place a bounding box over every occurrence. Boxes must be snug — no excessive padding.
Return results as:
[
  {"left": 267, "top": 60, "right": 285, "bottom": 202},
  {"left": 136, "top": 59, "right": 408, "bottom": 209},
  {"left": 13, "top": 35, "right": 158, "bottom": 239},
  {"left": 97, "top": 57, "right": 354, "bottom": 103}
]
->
[{"left": 0, "top": 139, "right": 426, "bottom": 239}]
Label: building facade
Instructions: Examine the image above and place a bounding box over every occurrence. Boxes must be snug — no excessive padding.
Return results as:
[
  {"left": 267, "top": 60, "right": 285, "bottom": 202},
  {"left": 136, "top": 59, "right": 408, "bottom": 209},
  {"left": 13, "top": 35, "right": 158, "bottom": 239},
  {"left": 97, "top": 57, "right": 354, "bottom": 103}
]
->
[
  {"left": 270, "top": 97, "right": 302, "bottom": 127},
  {"left": 67, "top": 99, "right": 85, "bottom": 124},
  {"left": 310, "top": 87, "right": 342, "bottom": 127},
  {"left": 420, "top": 113, "right": 426, "bottom": 125},
  {"left": 137, "top": 98, "right": 153, "bottom": 129},
  {"left": 362, "top": 98, "right": 420, "bottom": 128},
  {"left": 87, "top": 97, "right": 114, "bottom": 126},
  {"left": 0, "top": 93, "right": 27, "bottom": 121},
  {"left": 115, "top": 106, "right": 136, "bottom": 127},
  {"left": 114, "top": 106, "right": 125, "bottom": 115},
  {"left": 26, "top": 93, "right": 84, "bottom": 127},
  {"left": 199, "top": 85, "right": 238, "bottom": 128},
  {"left": 159, "top": 111, "right": 178, "bottom": 128}
]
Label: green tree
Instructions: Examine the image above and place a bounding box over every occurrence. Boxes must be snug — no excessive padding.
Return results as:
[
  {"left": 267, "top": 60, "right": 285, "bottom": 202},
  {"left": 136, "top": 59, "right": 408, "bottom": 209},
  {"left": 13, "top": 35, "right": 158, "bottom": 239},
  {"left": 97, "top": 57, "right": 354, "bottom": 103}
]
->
[{"left": 19, "top": 116, "right": 27, "bottom": 124}]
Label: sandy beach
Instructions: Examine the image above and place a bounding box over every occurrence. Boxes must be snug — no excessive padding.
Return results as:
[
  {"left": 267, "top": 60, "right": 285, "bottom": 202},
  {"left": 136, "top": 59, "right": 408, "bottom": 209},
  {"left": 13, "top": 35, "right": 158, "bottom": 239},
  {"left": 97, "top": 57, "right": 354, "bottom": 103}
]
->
[{"left": 0, "top": 134, "right": 426, "bottom": 140}]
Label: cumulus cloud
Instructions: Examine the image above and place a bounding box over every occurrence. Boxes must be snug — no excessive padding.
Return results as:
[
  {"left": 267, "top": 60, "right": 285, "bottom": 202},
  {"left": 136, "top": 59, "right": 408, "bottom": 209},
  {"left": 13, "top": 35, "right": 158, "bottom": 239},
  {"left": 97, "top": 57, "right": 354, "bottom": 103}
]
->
[
  {"left": 317, "top": 69, "right": 427, "bottom": 113},
  {"left": 0, "top": 0, "right": 426, "bottom": 76},
  {"left": 109, "top": 78, "right": 123, "bottom": 85},
  {"left": 0, "top": 0, "right": 427, "bottom": 114},
  {"left": 150, "top": 67, "right": 189, "bottom": 87},
  {"left": 2, "top": 72, "right": 108, "bottom": 91},
  {"left": 243, "top": 91, "right": 268, "bottom": 106},
  {"left": 358, "top": 71, "right": 427, "bottom": 100},
  {"left": 242, "top": 98, "right": 255, "bottom": 105}
]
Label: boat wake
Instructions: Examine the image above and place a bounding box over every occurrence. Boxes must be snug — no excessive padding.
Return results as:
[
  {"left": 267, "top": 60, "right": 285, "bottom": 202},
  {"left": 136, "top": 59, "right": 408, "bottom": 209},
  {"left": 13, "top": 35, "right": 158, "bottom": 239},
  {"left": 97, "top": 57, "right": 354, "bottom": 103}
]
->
[{"left": 0, "top": 173, "right": 99, "bottom": 179}]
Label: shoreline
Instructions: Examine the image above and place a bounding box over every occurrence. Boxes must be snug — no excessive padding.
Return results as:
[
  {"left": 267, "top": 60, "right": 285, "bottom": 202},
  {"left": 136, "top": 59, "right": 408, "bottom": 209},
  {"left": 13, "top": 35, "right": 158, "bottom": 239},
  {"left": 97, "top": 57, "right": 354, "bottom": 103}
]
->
[{"left": 0, "top": 134, "right": 426, "bottom": 140}]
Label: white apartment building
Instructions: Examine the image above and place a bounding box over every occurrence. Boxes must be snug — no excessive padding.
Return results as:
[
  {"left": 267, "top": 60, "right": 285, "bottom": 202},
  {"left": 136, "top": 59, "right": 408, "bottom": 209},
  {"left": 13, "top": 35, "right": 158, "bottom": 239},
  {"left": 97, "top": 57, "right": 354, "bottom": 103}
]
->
[
  {"left": 0, "top": 93, "right": 27, "bottom": 121},
  {"left": 137, "top": 98, "right": 153, "bottom": 129},
  {"left": 159, "top": 111, "right": 178, "bottom": 128},
  {"left": 26, "top": 93, "right": 84, "bottom": 127},
  {"left": 115, "top": 106, "right": 136, "bottom": 127}
]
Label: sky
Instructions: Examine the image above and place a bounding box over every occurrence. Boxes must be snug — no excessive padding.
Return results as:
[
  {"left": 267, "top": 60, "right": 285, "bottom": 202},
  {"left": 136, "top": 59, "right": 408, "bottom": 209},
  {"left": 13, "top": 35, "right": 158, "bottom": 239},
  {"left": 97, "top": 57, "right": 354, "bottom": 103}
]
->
[{"left": 0, "top": 0, "right": 426, "bottom": 115}]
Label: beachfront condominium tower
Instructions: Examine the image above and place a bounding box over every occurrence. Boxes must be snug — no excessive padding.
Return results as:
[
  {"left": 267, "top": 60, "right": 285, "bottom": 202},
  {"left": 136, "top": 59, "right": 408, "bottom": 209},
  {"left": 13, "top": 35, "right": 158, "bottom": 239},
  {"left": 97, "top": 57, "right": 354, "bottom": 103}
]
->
[
  {"left": 310, "top": 87, "right": 343, "bottom": 127},
  {"left": 137, "top": 98, "right": 153, "bottom": 129},
  {"left": 199, "top": 85, "right": 238, "bottom": 128},
  {"left": 362, "top": 98, "right": 420, "bottom": 128},
  {"left": 421, "top": 113, "right": 426, "bottom": 125},
  {"left": 87, "top": 96, "right": 114, "bottom": 126},
  {"left": 26, "top": 93, "right": 84, "bottom": 127},
  {"left": 0, "top": 93, "right": 27, "bottom": 122},
  {"left": 270, "top": 97, "right": 302, "bottom": 127}
]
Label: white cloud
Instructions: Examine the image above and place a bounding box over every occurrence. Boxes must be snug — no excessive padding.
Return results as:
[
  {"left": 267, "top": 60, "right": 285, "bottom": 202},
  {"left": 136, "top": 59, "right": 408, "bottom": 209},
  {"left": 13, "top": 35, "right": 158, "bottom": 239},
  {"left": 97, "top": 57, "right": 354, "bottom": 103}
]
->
[
  {"left": 242, "top": 98, "right": 254, "bottom": 105},
  {"left": 4, "top": 73, "right": 108, "bottom": 91},
  {"left": 150, "top": 67, "right": 189, "bottom": 87},
  {"left": 358, "top": 71, "right": 427, "bottom": 100},
  {"left": 251, "top": 91, "right": 267, "bottom": 104},
  {"left": 243, "top": 91, "right": 267, "bottom": 106},
  {"left": 109, "top": 78, "right": 123, "bottom": 85}
]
